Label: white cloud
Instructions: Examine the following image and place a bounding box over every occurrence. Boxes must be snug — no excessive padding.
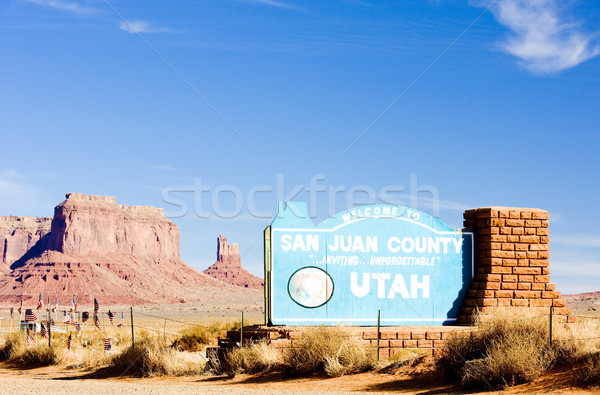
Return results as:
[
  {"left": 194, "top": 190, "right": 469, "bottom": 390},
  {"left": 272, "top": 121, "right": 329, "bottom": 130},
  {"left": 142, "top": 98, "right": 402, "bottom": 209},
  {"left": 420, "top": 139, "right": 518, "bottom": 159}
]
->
[
  {"left": 242, "top": 0, "right": 296, "bottom": 10},
  {"left": 22, "top": 0, "right": 98, "bottom": 16},
  {"left": 119, "top": 20, "right": 171, "bottom": 34},
  {"left": 472, "top": 0, "right": 599, "bottom": 73},
  {"left": 0, "top": 170, "right": 56, "bottom": 215},
  {"left": 151, "top": 165, "right": 177, "bottom": 172},
  {"left": 553, "top": 235, "right": 600, "bottom": 248}
]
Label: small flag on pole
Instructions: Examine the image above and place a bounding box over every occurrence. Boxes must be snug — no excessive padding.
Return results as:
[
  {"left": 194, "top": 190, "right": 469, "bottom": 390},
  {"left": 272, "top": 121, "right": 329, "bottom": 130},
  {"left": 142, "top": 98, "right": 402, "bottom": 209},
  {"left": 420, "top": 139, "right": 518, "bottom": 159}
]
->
[
  {"left": 54, "top": 296, "right": 59, "bottom": 312},
  {"left": 104, "top": 338, "right": 111, "bottom": 351},
  {"left": 72, "top": 296, "right": 77, "bottom": 312},
  {"left": 25, "top": 309, "right": 37, "bottom": 322},
  {"left": 63, "top": 310, "right": 69, "bottom": 323},
  {"left": 37, "top": 293, "right": 44, "bottom": 310},
  {"left": 107, "top": 310, "right": 114, "bottom": 325},
  {"left": 67, "top": 334, "right": 72, "bottom": 350},
  {"left": 26, "top": 328, "right": 35, "bottom": 345},
  {"left": 117, "top": 312, "right": 124, "bottom": 327},
  {"left": 51, "top": 319, "right": 57, "bottom": 332},
  {"left": 94, "top": 314, "right": 101, "bottom": 330},
  {"left": 41, "top": 322, "right": 48, "bottom": 339},
  {"left": 94, "top": 298, "right": 100, "bottom": 314},
  {"left": 82, "top": 311, "right": 89, "bottom": 322}
]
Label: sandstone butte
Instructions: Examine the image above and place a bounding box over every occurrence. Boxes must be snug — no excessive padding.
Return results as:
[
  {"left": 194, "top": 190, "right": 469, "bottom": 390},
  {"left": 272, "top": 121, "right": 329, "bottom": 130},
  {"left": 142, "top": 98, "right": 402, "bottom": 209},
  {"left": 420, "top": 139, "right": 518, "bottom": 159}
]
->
[
  {"left": 203, "top": 234, "right": 264, "bottom": 289},
  {"left": 0, "top": 193, "right": 260, "bottom": 306}
]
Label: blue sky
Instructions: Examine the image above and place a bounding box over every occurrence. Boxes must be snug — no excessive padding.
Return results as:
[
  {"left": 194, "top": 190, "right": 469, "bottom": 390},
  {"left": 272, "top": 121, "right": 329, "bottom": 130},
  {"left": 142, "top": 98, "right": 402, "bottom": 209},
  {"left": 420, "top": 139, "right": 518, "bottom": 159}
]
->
[{"left": 1, "top": 0, "right": 599, "bottom": 294}]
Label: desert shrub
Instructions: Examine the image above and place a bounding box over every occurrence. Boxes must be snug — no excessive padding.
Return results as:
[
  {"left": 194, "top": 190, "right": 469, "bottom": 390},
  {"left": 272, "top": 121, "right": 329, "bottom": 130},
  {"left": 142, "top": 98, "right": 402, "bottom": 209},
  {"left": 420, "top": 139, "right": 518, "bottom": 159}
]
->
[
  {"left": 0, "top": 332, "right": 62, "bottom": 366},
  {"left": 437, "top": 308, "right": 554, "bottom": 389},
  {"left": 12, "top": 343, "right": 63, "bottom": 366},
  {"left": 109, "top": 335, "right": 201, "bottom": 376},
  {"left": 0, "top": 333, "right": 25, "bottom": 360},
  {"left": 578, "top": 352, "right": 600, "bottom": 385},
  {"left": 284, "top": 326, "right": 376, "bottom": 377},
  {"left": 172, "top": 326, "right": 214, "bottom": 351},
  {"left": 173, "top": 320, "right": 240, "bottom": 352},
  {"left": 226, "top": 341, "right": 281, "bottom": 376}
]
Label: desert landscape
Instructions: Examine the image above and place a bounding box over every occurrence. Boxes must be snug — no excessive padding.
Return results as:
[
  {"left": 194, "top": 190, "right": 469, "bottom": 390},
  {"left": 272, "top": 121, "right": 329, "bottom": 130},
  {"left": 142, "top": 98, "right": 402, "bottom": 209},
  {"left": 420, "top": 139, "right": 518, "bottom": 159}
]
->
[
  {"left": 3, "top": 0, "right": 600, "bottom": 393},
  {"left": 0, "top": 195, "right": 599, "bottom": 394}
]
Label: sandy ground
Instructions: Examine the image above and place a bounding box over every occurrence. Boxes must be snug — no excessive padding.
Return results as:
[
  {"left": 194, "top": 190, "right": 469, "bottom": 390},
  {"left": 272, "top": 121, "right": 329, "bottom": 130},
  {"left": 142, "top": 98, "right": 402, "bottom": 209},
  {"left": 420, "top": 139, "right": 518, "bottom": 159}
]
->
[
  {"left": 1, "top": 299, "right": 599, "bottom": 394},
  {"left": 0, "top": 357, "right": 598, "bottom": 395}
]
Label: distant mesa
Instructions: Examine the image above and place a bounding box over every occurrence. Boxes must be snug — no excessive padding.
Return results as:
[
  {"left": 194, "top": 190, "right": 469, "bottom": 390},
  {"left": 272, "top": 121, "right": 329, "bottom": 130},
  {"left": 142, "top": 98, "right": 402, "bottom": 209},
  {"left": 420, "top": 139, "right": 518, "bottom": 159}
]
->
[
  {"left": 0, "top": 193, "right": 258, "bottom": 306},
  {"left": 203, "top": 234, "right": 264, "bottom": 289}
]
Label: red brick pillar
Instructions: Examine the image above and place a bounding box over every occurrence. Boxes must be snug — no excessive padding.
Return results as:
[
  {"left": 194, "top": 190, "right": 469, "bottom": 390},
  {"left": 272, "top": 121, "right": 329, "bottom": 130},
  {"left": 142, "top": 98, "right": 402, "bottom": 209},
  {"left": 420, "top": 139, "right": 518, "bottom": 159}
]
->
[{"left": 458, "top": 207, "right": 571, "bottom": 324}]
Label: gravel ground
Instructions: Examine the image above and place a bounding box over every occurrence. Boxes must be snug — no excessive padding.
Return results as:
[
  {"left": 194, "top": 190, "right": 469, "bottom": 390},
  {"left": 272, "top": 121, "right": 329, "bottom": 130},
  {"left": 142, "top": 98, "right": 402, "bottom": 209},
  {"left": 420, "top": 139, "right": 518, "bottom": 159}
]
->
[{"left": 0, "top": 377, "right": 357, "bottom": 395}]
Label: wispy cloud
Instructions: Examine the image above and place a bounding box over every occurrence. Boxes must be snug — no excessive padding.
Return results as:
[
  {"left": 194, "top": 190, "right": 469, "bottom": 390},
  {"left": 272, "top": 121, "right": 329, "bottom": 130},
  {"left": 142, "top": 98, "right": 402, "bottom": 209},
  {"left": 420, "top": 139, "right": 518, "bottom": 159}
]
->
[
  {"left": 0, "top": 169, "right": 55, "bottom": 215},
  {"left": 471, "top": 0, "right": 600, "bottom": 73},
  {"left": 553, "top": 234, "right": 600, "bottom": 248},
  {"left": 151, "top": 165, "right": 177, "bottom": 172},
  {"left": 119, "top": 20, "right": 171, "bottom": 34},
  {"left": 241, "top": 0, "right": 296, "bottom": 10},
  {"left": 22, "top": 0, "right": 98, "bottom": 16}
]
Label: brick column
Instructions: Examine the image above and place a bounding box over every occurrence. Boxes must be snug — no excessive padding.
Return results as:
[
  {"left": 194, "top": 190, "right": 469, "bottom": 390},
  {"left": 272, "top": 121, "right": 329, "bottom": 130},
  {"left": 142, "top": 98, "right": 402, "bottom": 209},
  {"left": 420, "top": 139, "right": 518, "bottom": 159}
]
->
[{"left": 458, "top": 207, "right": 571, "bottom": 324}]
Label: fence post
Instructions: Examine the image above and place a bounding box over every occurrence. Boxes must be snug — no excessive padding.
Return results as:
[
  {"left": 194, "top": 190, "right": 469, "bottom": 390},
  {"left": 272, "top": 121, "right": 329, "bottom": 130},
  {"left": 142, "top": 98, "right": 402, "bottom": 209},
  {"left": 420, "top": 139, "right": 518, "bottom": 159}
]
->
[
  {"left": 549, "top": 305, "right": 553, "bottom": 346},
  {"left": 376, "top": 309, "right": 381, "bottom": 362},
  {"left": 47, "top": 308, "right": 51, "bottom": 347},
  {"left": 240, "top": 311, "right": 244, "bottom": 348},
  {"left": 130, "top": 307, "right": 135, "bottom": 348}
]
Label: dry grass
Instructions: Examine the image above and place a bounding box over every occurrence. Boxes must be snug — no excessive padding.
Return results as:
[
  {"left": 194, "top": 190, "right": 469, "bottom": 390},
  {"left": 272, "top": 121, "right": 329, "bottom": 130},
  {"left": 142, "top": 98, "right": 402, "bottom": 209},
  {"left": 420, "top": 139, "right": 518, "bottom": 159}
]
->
[
  {"left": 0, "top": 333, "right": 63, "bottom": 366},
  {"left": 173, "top": 321, "right": 240, "bottom": 352},
  {"left": 109, "top": 333, "right": 203, "bottom": 376},
  {"left": 437, "top": 308, "right": 600, "bottom": 390},
  {"left": 226, "top": 341, "right": 281, "bottom": 376},
  {"left": 284, "top": 326, "right": 376, "bottom": 377},
  {"left": 578, "top": 352, "right": 600, "bottom": 385}
]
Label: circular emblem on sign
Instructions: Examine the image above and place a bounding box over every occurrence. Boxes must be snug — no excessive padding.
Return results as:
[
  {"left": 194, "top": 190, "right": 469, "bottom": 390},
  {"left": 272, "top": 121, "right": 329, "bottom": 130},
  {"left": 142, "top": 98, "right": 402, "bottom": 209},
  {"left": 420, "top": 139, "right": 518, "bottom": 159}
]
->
[{"left": 287, "top": 266, "right": 334, "bottom": 308}]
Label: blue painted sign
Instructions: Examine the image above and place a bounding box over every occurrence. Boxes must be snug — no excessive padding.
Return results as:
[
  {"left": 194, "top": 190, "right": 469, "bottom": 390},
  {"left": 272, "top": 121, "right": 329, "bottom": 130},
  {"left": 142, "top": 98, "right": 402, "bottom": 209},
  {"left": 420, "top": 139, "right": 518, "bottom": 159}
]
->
[{"left": 265, "top": 202, "right": 474, "bottom": 326}]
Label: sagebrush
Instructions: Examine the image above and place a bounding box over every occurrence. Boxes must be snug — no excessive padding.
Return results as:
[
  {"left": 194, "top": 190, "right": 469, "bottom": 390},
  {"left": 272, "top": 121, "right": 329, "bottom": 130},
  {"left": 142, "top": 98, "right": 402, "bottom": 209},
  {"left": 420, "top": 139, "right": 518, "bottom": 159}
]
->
[
  {"left": 284, "top": 326, "right": 376, "bottom": 377},
  {"left": 437, "top": 308, "right": 600, "bottom": 389}
]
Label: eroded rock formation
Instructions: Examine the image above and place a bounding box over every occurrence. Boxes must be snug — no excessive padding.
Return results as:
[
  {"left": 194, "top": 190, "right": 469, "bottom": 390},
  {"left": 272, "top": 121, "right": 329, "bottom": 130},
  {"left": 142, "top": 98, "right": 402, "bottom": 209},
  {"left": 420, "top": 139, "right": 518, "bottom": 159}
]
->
[
  {"left": 203, "top": 235, "right": 264, "bottom": 289},
  {"left": 0, "top": 194, "right": 257, "bottom": 305},
  {"left": 0, "top": 216, "right": 52, "bottom": 272}
]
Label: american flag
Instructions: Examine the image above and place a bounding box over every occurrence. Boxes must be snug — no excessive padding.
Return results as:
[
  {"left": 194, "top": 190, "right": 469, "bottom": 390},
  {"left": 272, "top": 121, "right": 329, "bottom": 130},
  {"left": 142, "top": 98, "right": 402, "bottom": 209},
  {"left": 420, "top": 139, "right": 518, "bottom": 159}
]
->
[
  {"left": 67, "top": 334, "right": 72, "bottom": 350},
  {"left": 25, "top": 309, "right": 37, "bottom": 322},
  {"left": 72, "top": 296, "right": 77, "bottom": 312},
  {"left": 37, "top": 293, "right": 43, "bottom": 310},
  {"left": 94, "top": 298, "right": 100, "bottom": 314},
  {"left": 26, "top": 328, "right": 35, "bottom": 345},
  {"left": 82, "top": 311, "right": 89, "bottom": 322},
  {"left": 104, "top": 338, "right": 111, "bottom": 351},
  {"left": 63, "top": 310, "right": 69, "bottom": 323},
  {"left": 117, "top": 312, "right": 124, "bottom": 327},
  {"left": 107, "top": 310, "right": 114, "bottom": 325},
  {"left": 18, "top": 297, "right": 22, "bottom": 315},
  {"left": 51, "top": 319, "right": 57, "bottom": 332},
  {"left": 94, "top": 314, "right": 101, "bottom": 330},
  {"left": 41, "top": 322, "right": 48, "bottom": 339},
  {"left": 69, "top": 313, "right": 76, "bottom": 325},
  {"left": 10, "top": 307, "right": 13, "bottom": 319},
  {"left": 54, "top": 296, "right": 59, "bottom": 312}
]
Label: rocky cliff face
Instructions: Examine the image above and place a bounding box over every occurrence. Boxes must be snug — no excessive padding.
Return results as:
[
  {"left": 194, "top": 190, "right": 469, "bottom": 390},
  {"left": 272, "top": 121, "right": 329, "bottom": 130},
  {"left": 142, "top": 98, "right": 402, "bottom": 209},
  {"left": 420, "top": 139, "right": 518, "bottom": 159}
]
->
[
  {"left": 0, "top": 216, "right": 52, "bottom": 272},
  {"left": 48, "top": 193, "right": 180, "bottom": 260},
  {"left": 203, "top": 235, "right": 264, "bottom": 289},
  {"left": 0, "top": 194, "right": 256, "bottom": 305}
]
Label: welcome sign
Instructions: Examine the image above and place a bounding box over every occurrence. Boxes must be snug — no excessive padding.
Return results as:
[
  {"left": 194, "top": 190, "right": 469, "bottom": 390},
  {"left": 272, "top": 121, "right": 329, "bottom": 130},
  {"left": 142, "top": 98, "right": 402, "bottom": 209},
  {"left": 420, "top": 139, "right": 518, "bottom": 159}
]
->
[{"left": 264, "top": 202, "right": 474, "bottom": 326}]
